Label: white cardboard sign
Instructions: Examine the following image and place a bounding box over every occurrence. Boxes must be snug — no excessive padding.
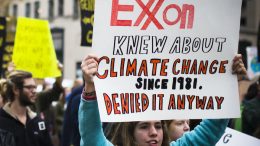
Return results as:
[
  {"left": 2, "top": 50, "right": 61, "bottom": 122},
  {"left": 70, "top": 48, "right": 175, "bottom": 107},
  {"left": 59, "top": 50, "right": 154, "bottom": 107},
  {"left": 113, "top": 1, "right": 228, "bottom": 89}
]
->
[
  {"left": 92, "top": 0, "right": 242, "bottom": 122},
  {"left": 216, "top": 128, "right": 260, "bottom": 146}
]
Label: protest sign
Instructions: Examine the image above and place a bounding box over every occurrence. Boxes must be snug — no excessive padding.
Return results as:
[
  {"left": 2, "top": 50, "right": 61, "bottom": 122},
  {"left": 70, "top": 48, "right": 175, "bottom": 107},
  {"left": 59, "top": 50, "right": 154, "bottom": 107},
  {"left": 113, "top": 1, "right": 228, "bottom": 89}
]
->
[
  {"left": 246, "top": 47, "right": 260, "bottom": 79},
  {"left": 1, "top": 42, "right": 13, "bottom": 77},
  {"left": 0, "top": 17, "right": 6, "bottom": 77},
  {"left": 216, "top": 128, "right": 260, "bottom": 146},
  {"left": 92, "top": 0, "right": 242, "bottom": 122},
  {"left": 12, "top": 17, "right": 61, "bottom": 78},
  {"left": 80, "top": 0, "right": 94, "bottom": 46}
]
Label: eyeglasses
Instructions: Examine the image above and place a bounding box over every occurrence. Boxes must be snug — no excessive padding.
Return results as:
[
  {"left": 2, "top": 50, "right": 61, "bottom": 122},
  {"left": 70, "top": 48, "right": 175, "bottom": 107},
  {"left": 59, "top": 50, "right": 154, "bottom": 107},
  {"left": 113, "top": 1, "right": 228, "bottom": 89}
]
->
[{"left": 23, "top": 85, "right": 37, "bottom": 90}]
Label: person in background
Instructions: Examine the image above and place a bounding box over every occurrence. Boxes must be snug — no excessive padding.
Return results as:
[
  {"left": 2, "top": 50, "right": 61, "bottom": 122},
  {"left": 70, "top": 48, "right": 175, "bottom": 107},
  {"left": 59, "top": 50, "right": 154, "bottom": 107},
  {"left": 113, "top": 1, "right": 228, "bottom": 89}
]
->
[
  {"left": 52, "top": 88, "right": 66, "bottom": 146},
  {"left": 62, "top": 79, "right": 111, "bottom": 146},
  {"left": 228, "top": 76, "right": 260, "bottom": 132},
  {"left": 0, "top": 62, "right": 17, "bottom": 108},
  {"left": 33, "top": 76, "right": 64, "bottom": 139},
  {"left": 65, "top": 78, "right": 83, "bottom": 103},
  {"left": 242, "top": 77, "right": 260, "bottom": 139},
  {"left": 104, "top": 122, "right": 123, "bottom": 145},
  {"left": 61, "top": 84, "right": 83, "bottom": 146},
  {"left": 34, "top": 61, "right": 64, "bottom": 116},
  {"left": 79, "top": 54, "right": 246, "bottom": 146},
  {"left": 0, "top": 70, "right": 53, "bottom": 146},
  {"left": 33, "top": 62, "right": 64, "bottom": 146},
  {"left": 165, "top": 119, "right": 190, "bottom": 141}
]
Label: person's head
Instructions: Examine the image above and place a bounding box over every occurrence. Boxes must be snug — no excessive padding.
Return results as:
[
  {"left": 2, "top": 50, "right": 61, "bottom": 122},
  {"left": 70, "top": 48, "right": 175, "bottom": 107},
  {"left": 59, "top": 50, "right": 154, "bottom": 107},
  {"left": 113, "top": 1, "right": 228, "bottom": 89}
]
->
[
  {"left": 72, "top": 78, "right": 83, "bottom": 91},
  {"left": 0, "top": 78, "right": 8, "bottom": 107},
  {"left": 6, "top": 70, "right": 36, "bottom": 106},
  {"left": 244, "top": 77, "right": 260, "bottom": 101},
  {"left": 165, "top": 119, "right": 190, "bottom": 141},
  {"left": 105, "top": 122, "right": 123, "bottom": 145},
  {"left": 120, "top": 120, "right": 169, "bottom": 146}
]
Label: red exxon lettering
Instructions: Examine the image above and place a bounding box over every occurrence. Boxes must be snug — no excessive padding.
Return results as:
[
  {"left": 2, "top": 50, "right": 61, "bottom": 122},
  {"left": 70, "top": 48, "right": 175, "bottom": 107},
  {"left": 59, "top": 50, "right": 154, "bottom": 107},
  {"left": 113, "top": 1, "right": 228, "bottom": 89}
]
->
[{"left": 110, "top": 0, "right": 195, "bottom": 30}]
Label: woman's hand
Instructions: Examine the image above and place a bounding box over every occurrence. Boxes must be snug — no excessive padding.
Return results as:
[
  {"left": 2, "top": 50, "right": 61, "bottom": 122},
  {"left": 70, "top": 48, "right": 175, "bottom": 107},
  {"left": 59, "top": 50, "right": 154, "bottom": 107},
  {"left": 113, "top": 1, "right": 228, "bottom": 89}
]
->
[
  {"left": 232, "top": 54, "right": 247, "bottom": 75},
  {"left": 81, "top": 55, "right": 99, "bottom": 92}
]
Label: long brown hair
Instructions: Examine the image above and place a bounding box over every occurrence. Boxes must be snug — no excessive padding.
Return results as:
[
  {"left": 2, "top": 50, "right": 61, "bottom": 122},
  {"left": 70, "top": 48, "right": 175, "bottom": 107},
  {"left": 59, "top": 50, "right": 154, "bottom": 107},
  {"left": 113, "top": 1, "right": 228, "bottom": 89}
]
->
[{"left": 116, "top": 121, "right": 169, "bottom": 146}]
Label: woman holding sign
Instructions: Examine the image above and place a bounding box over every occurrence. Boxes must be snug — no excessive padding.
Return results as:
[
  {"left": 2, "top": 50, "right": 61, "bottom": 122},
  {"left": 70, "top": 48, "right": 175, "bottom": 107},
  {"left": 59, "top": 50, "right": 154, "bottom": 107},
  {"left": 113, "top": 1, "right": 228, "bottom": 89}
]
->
[{"left": 79, "top": 54, "right": 246, "bottom": 146}]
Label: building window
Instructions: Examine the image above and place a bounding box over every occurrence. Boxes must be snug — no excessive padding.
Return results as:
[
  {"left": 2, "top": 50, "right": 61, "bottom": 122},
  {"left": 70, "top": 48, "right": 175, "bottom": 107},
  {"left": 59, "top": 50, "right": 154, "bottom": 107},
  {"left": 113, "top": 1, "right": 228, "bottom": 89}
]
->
[
  {"left": 242, "top": 0, "right": 247, "bottom": 10},
  {"left": 34, "top": 1, "right": 40, "bottom": 18},
  {"left": 240, "top": 0, "right": 257, "bottom": 30},
  {"left": 58, "top": 0, "right": 64, "bottom": 16},
  {"left": 13, "top": 4, "right": 18, "bottom": 17},
  {"left": 76, "top": 62, "right": 83, "bottom": 79},
  {"left": 25, "top": 3, "right": 31, "bottom": 17},
  {"left": 240, "top": 17, "right": 247, "bottom": 27},
  {"left": 49, "top": 0, "right": 54, "bottom": 20},
  {"left": 51, "top": 28, "right": 64, "bottom": 63},
  {"left": 73, "top": 0, "right": 79, "bottom": 19}
]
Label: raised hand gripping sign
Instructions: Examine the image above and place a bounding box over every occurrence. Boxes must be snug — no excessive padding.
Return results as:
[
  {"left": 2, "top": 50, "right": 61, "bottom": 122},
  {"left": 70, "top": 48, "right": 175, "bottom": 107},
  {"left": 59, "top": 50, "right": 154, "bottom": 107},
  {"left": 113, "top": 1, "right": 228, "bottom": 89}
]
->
[{"left": 92, "top": 0, "right": 242, "bottom": 122}]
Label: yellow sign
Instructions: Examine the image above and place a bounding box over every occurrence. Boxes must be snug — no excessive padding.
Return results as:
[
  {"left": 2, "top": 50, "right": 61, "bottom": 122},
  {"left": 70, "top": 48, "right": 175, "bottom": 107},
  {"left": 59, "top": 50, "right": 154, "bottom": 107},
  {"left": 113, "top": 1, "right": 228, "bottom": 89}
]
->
[{"left": 12, "top": 17, "right": 61, "bottom": 78}]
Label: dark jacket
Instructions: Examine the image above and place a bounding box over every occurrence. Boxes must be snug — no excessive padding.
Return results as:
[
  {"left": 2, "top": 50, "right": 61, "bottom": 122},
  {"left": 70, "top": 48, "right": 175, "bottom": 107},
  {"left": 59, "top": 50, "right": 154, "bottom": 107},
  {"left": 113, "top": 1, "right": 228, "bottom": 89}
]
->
[
  {"left": 35, "top": 81, "right": 64, "bottom": 113},
  {"left": 33, "top": 80, "right": 64, "bottom": 135},
  {"left": 242, "top": 95, "right": 260, "bottom": 137},
  {"left": 61, "top": 85, "right": 83, "bottom": 146},
  {"left": 0, "top": 103, "right": 53, "bottom": 146}
]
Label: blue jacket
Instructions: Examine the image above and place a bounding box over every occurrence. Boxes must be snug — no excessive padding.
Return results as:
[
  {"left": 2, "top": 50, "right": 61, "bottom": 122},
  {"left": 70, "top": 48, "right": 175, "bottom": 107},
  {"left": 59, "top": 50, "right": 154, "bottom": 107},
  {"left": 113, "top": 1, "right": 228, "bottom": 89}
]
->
[{"left": 79, "top": 99, "right": 228, "bottom": 146}]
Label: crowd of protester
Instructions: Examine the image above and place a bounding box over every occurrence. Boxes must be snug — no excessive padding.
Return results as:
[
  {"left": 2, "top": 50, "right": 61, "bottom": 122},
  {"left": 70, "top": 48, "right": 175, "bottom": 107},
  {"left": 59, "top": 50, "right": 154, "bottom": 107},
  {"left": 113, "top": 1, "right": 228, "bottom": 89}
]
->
[{"left": 0, "top": 52, "right": 259, "bottom": 146}]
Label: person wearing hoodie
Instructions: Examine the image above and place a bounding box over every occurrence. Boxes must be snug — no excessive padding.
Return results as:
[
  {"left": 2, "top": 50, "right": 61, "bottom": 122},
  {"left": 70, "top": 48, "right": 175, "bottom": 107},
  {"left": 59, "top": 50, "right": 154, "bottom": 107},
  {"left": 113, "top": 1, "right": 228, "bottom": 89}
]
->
[{"left": 0, "top": 70, "right": 53, "bottom": 146}]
